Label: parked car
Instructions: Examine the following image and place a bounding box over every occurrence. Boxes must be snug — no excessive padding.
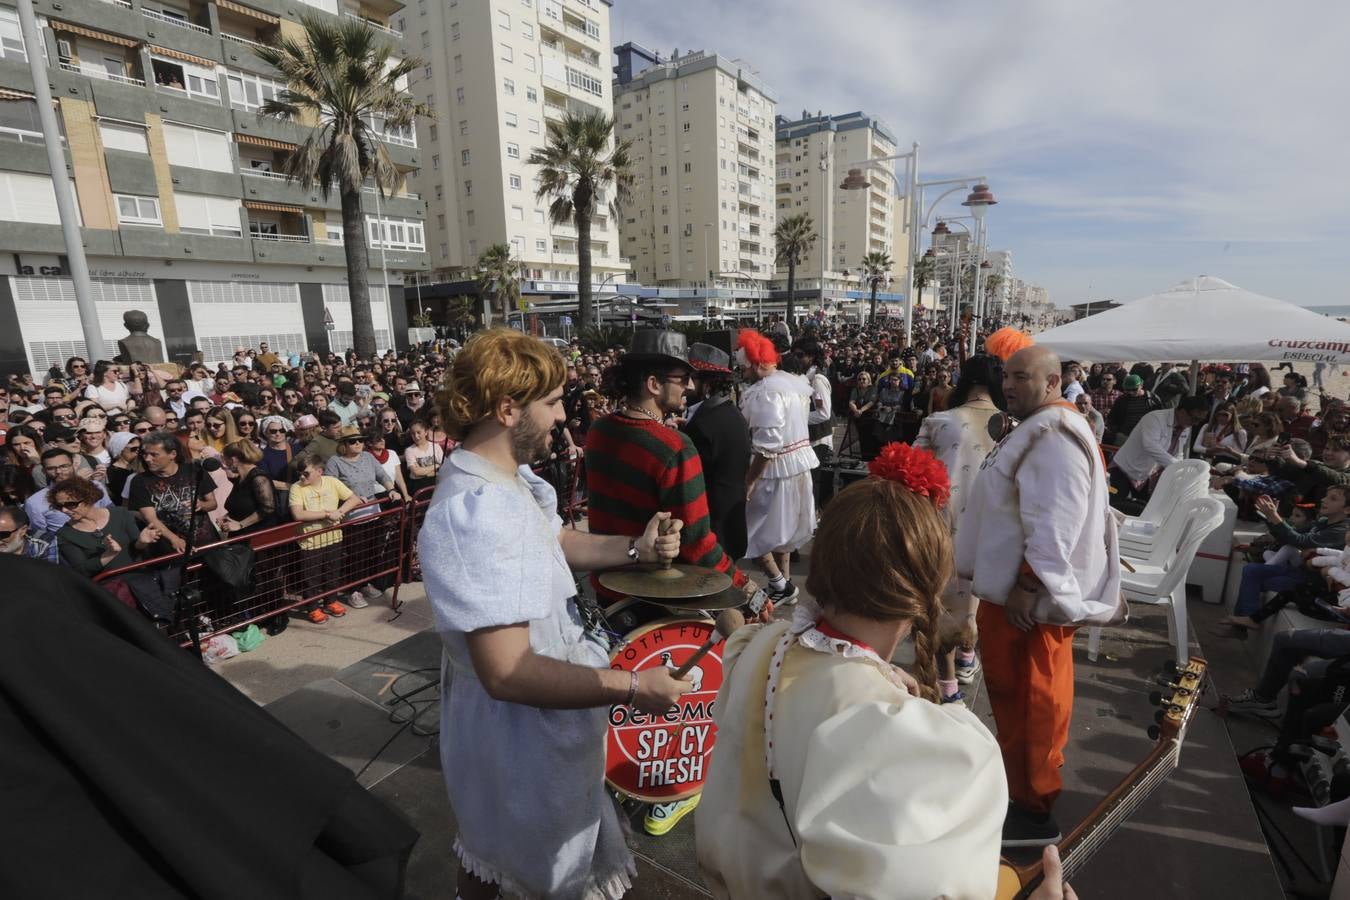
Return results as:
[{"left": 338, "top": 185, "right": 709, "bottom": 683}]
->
[{"left": 541, "top": 337, "right": 570, "bottom": 351}]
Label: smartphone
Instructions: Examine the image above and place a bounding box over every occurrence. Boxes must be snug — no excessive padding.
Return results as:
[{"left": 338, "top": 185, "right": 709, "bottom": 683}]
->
[{"left": 1278, "top": 432, "right": 1292, "bottom": 445}]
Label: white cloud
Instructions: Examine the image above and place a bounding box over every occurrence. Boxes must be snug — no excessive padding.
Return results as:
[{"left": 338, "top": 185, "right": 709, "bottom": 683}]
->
[{"left": 614, "top": 0, "right": 1350, "bottom": 305}]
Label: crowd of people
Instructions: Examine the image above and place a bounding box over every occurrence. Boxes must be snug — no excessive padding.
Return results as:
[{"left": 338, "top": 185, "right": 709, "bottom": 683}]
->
[{"left": 0, "top": 345, "right": 457, "bottom": 624}]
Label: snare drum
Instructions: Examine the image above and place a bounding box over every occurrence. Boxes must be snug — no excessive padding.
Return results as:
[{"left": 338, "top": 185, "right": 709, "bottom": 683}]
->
[{"left": 604, "top": 616, "right": 725, "bottom": 803}]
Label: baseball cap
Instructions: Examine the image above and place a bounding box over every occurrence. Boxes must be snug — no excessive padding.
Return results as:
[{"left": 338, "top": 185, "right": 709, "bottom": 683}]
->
[{"left": 1122, "top": 374, "right": 1144, "bottom": 390}]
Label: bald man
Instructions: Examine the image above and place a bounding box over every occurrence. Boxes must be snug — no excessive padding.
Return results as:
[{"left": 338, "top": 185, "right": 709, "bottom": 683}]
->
[{"left": 955, "top": 346, "right": 1125, "bottom": 848}]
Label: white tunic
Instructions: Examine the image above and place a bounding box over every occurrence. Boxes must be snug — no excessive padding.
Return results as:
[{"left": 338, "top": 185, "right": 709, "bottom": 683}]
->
[
  {"left": 418, "top": 448, "right": 634, "bottom": 900},
  {"left": 696, "top": 620, "right": 1007, "bottom": 900},
  {"left": 955, "top": 403, "right": 1126, "bottom": 627},
  {"left": 741, "top": 370, "right": 818, "bottom": 557}
]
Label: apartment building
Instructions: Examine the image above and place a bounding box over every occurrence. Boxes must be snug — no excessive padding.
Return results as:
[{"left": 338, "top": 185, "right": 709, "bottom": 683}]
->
[
  {"left": 774, "top": 111, "right": 898, "bottom": 294},
  {"left": 407, "top": 0, "right": 628, "bottom": 297},
  {"left": 985, "top": 248, "right": 1013, "bottom": 317},
  {"left": 0, "top": 0, "right": 425, "bottom": 376},
  {"left": 612, "top": 42, "right": 776, "bottom": 290}
]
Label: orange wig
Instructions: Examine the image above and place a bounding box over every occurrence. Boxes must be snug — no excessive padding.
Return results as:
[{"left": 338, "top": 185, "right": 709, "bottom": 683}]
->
[
  {"left": 984, "top": 327, "right": 1035, "bottom": 362},
  {"left": 737, "top": 329, "right": 780, "bottom": 367}
]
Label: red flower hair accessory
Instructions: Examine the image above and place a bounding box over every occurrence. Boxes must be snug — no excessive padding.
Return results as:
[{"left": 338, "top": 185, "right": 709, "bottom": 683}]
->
[
  {"left": 868, "top": 442, "right": 951, "bottom": 509},
  {"left": 737, "top": 329, "right": 780, "bottom": 367}
]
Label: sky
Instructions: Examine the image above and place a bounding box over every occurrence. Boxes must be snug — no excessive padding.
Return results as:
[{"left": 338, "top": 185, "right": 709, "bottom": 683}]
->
[{"left": 610, "top": 0, "right": 1350, "bottom": 308}]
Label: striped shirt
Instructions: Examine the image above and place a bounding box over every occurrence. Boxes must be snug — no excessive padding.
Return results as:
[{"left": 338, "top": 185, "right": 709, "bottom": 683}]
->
[{"left": 585, "top": 413, "right": 746, "bottom": 594}]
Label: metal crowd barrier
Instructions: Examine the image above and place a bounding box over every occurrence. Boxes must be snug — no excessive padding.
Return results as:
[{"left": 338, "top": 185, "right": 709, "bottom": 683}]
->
[{"left": 97, "top": 498, "right": 406, "bottom": 646}]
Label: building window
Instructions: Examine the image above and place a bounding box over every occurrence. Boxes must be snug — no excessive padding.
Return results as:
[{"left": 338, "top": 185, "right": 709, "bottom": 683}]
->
[
  {"left": 366, "top": 215, "right": 425, "bottom": 251},
  {"left": 683, "top": 122, "right": 690, "bottom": 132},
  {"left": 437, "top": 213, "right": 445, "bottom": 229},
  {"left": 505, "top": 112, "right": 518, "bottom": 127},
  {"left": 466, "top": 210, "right": 474, "bottom": 226},
  {"left": 535, "top": 238, "right": 546, "bottom": 252},
  {"left": 421, "top": 31, "right": 429, "bottom": 48},
  {"left": 528, "top": 118, "right": 540, "bottom": 133},
  {"left": 0, "top": 7, "right": 25, "bottom": 61},
  {"left": 526, "top": 87, "right": 537, "bottom": 103},
  {"left": 225, "top": 69, "right": 285, "bottom": 112},
  {"left": 175, "top": 193, "right": 242, "bottom": 237},
  {"left": 435, "top": 185, "right": 443, "bottom": 199},
  {"left": 428, "top": 124, "right": 437, "bottom": 141},
  {"left": 431, "top": 154, "right": 439, "bottom": 169},
  {"left": 463, "top": 179, "right": 472, "bottom": 195},
  {"left": 456, "top": 86, "right": 465, "bottom": 103},
  {"left": 505, "top": 142, "right": 520, "bottom": 159},
  {"left": 499, "top": 43, "right": 513, "bottom": 62},
  {"left": 162, "top": 122, "right": 233, "bottom": 173},
  {"left": 152, "top": 57, "right": 219, "bottom": 102},
  {"left": 566, "top": 67, "right": 603, "bottom": 97},
  {"left": 115, "top": 194, "right": 161, "bottom": 227},
  {"left": 450, "top": 21, "right": 458, "bottom": 39},
  {"left": 454, "top": 55, "right": 462, "bottom": 73},
  {"left": 459, "top": 120, "right": 468, "bottom": 135},
  {"left": 509, "top": 174, "right": 522, "bottom": 190},
  {"left": 521, "top": 22, "right": 533, "bottom": 38},
  {"left": 98, "top": 120, "right": 148, "bottom": 154},
  {"left": 440, "top": 243, "right": 448, "bottom": 257},
  {"left": 503, "top": 78, "right": 515, "bottom": 95},
  {"left": 658, "top": 165, "right": 667, "bottom": 176},
  {"left": 683, "top": 162, "right": 691, "bottom": 173},
  {"left": 523, "top": 53, "right": 535, "bottom": 72},
  {"left": 423, "top": 64, "right": 432, "bottom": 78},
  {"left": 461, "top": 149, "right": 470, "bottom": 165},
  {"left": 511, "top": 205, "right": 524, "bottom": 221},
  {"left": 533, "top": 209, "right": 545, "bottom": 224},
  {"left": 498, "top": 10, "right": 510, "bottom": 29}
]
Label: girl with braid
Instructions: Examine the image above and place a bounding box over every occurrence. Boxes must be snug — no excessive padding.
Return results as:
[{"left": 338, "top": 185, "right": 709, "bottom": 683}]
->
[{"left": 697, "top": 444, "right": 1076, "bottom": 900}]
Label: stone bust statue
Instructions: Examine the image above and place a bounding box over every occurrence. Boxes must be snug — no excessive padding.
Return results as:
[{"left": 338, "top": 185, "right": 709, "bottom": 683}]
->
[{"left": 116, "top": 310, "right": 165, "bottom": 364}]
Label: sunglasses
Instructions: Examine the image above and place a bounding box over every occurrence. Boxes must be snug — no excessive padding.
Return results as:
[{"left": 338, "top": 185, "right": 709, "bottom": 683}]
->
[
  {"left": 53, "top": 500, "right": 81, "bottom": 511},
  {"left": 208, "top": 422, "right": 226, "bottom": 429},
  {"left": 0, "top": 528, "right": 17, "bottom": 540},
  {"left": 70, "top": 363, "right": 87, "bottom": 370},
  {"left": 265, "top": 428, "right": 287, "bottom": 435},
  {"left": 54, "top": 415, "right": 76, "bottom": 422},
  {"left": 238, "top": 420, "right": 255, "bottom": 428},
  {"left": 381, "top": 417, "right": 399, "bottom": 424},
  {"left": 133, "top": 425, "right": 153, "bottom": 434}
]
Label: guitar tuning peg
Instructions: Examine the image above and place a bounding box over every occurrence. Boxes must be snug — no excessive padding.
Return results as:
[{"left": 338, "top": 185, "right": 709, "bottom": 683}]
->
[
  {"left": 1154, "top": 709, "right": 1167, "bottom": 724},
  {"left": 1147, "top": 724, "right": 1162, "bottom": 741},
  {"left": 1148, "top": 690, "right": 1164, "bottom": 706},
  {"left": 1160, "top": 660, "right": 1180, "bottom": 678}
]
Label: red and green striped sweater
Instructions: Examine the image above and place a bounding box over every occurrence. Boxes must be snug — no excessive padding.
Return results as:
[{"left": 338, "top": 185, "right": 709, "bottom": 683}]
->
[{"left": 584, "top": 413, "right": 746, "bottom": 594}]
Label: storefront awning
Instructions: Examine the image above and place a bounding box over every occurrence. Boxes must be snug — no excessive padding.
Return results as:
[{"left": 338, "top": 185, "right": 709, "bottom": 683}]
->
[
  {"left": 50, "top": 21, "right": 139, "bottom": 47},
  {"left": 243, "top": 200, "right": 304, "bottom": 214},
  {"left": 217, "top": 0, "right": 279, "bottom": 25},
  {"left": 149, "top": 45, "right": 216, "bottom": 68},
  {"left": 234, "top": 132, "right": 296, "bottom": 151}
]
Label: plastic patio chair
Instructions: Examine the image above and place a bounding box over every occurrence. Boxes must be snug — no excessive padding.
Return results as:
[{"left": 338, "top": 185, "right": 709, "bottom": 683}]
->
[
  {"left": 1088, "top": 495, "right": 1226, "bottom": 666},
  {"left": 1117, "top": 459, "right": 1212, "bottom": 558}
]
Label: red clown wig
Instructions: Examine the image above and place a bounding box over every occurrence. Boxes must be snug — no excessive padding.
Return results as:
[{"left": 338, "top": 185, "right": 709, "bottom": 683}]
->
[{"left": 737, "top": 329, "right": 780, "bottom": 367}]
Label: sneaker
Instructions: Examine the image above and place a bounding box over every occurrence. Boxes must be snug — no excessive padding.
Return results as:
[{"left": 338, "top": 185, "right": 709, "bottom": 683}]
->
[
  {"left": 955, "top": 654, "right": 981, "bottom": 685},
  {"left": 347, "top": 591, "right": 370, "bottom": 609},
  {"left": 1239, "top": 749, "right": 1295, "bottom": 798},
  {"left": 323, "top": 600, "right": 347, "bottom": 618},
  {"left": 644, "top": 794, "right": 701, "bottom": 836},
  {"left": 767, "top": 580, "right": 799, "bottom": 606},
  {"left": 1223, "top": 689, "right": 1281, "bottom": 719},
  {"left": 1001, "top": 804, "right": 1061, "bottom": 848},
  {"left": 941, "top": 690, "right": 966, "bottom": 707},
  {"left": 305, "top": 608, "right": 328, "bottom": 625},
  {"left": 360, "top": 583, "right": 383, "bottom": 600}
]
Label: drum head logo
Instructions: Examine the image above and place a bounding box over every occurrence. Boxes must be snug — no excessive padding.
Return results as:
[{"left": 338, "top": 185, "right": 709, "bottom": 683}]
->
[{"left": 605, "top": 618, "right": 724, "bottom": 802}]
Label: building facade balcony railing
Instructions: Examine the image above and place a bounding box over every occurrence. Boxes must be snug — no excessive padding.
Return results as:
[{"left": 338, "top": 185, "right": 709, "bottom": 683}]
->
[
  {"left": 141, "top": 7, "right": 212, "bottom": 34},
  {"left": 222, "top": 31, "right": 262, "bottom": 47},
  {"left": 251, "top": 231, "right": 310, "bottom": 243},
  {"left": 342, "top": 12, "right": 402, "bottom": 38},
  {"left": 58, "top": 61, "right": 146, "bottom": 87}
]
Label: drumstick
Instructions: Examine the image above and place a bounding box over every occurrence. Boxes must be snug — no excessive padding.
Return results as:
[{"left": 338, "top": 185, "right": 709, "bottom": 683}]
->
[
  {"left": 673, "top": 609, "right": 745, "bottom": 679},
  {"left": 1121, "top": 558, "right": 1137, "bottom": 573},
  {"left": 658, "top": 516, "right": 677, "bottom": 571}
]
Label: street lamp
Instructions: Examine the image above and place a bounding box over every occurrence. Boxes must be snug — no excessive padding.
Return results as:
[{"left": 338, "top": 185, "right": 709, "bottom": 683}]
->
[{"left": 961, "top": 183, "right": 998, "bottom": 344}]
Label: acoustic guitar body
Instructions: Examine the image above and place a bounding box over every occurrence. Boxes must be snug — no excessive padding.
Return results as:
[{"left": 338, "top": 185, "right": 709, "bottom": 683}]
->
[{"left": 994, "top": 860, "right": 1036, "bottom": 899}]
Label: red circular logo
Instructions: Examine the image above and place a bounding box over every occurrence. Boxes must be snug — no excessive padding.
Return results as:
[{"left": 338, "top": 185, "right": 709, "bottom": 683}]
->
[{"left": 605, "top": 617, "right": 724, "bottom": 802}]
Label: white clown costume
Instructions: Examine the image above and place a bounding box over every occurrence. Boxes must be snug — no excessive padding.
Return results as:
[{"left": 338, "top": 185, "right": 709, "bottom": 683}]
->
[{"left": 739, "top": 367, "right": 818, "bottom": 558}]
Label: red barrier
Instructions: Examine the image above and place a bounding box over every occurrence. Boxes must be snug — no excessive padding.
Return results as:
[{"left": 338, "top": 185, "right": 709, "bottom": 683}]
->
[{"left": 97, "top": 498, "right": 407, "bottom": 646}]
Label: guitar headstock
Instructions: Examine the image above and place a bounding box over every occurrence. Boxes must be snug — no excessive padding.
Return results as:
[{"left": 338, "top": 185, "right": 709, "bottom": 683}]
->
[{"left": 1148, "top": 657, "right": 1208, "bottom": 744}]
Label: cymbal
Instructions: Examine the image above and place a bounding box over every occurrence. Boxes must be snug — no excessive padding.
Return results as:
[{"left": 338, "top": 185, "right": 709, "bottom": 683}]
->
[
  {"left": 598, "top": 563, "right": 733, "bottom": 601},
  {"left": 655, "top": 585, "right": 750, "bottom": 612}
]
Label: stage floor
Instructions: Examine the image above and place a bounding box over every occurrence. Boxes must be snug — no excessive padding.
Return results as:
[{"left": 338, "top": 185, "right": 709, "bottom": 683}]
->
[{"left": 261, "top": 567, "right": 1288, "bottom": 899}]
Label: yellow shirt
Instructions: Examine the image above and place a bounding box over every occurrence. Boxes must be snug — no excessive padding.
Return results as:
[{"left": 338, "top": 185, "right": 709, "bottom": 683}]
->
[{"left": 289, "top": 475, "right": 352, "bottom": 550}]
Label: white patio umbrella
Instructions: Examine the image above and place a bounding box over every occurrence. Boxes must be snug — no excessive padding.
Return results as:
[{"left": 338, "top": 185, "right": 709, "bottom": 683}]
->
[{"left": 1035, "top": 276, "right": 1350, "bottom": 369}]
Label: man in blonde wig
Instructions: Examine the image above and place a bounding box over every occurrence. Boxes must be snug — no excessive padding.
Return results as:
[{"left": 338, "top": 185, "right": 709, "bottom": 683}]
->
[{"left": 419, "top": 329, "right": 691, "bottom": 899}]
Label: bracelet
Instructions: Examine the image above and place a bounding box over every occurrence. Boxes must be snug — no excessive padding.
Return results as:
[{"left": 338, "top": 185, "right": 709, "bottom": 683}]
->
[{"left": 624, "top": 670, "right": 639, "bottom": 707}]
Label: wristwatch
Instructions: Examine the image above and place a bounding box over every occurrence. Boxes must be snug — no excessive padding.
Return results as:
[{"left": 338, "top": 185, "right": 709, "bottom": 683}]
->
[{"left": 626, "top": 537, "right": 640, "bottom": 563}]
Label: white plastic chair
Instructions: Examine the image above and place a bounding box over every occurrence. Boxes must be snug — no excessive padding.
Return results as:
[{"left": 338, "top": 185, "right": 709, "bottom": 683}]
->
[
  {"left": 1088, "top": 496, "right": 1226, "bottom": 666},
  {"left": 1117, "top": 459, "right": 1211, "bottom": 558}
]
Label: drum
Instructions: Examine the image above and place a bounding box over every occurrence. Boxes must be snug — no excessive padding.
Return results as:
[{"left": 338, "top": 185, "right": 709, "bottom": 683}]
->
[{"left": 604, "top": 616, "right": 725, "bottom": 803}]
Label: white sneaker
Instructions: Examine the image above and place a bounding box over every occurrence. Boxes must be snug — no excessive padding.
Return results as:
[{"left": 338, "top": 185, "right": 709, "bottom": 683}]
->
[
  {"left": 360, "top": 583, "right": 383, "bottom": 600},
  {"left": 347, "top": 591, "right": 370, "bottom": 609}
]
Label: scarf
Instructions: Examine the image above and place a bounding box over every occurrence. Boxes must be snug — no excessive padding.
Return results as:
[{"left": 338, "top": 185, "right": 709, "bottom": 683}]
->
[{"left": 370, "top": 448, "right": 391, "bottom": 465}]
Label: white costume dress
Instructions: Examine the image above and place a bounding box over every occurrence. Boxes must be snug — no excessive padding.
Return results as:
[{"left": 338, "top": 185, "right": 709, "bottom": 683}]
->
[
  {"left": 695, "top": 610, "right": 1007, "bottom": 899},
  {"left": 741, "top": 369, "right": 818, "bottom": 558},
  {"left": 419, "top": 449, "right": 634, "bottom": 900},
  {"left": 915, "top": 399, "right": 1002, "bottom": 628}
]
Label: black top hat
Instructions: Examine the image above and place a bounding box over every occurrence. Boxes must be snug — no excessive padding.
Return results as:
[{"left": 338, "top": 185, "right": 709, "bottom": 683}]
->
[
  {"left": 623, "top": 329, "right": 691, "bottom": 371},
  {"left": 688, "top": 342, "right": 733, "bottom": 376}
]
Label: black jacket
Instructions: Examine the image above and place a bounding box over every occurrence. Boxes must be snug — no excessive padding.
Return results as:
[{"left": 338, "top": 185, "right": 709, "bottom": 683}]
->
[
  {"left": 0, "top": 556, "right": 418, "bottom": 898},
  {"left": 683, "top": 394, "right": 750, "bottom": 561}
]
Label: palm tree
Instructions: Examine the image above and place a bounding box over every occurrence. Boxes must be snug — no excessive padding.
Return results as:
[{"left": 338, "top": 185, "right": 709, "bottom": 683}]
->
[
  {"left": 528, "top": 110, "right": 634, "bottom": 330},
  {"left": 859, "top": 250, "right": 893, "bottom": 325},
  {"left": 477, "top": 242, "right": 523, "bottom": 327},
  {"left": 774, "top": 214, "right": 816, "bottom": 326},
  {"left": 256, "top": 16, "right": 429, "bottom": 359}
]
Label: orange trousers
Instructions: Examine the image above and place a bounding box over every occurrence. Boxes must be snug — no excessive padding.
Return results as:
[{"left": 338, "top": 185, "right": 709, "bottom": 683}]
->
[{"left": 976, "top": 600, "right": 1077, "bottom": 814}]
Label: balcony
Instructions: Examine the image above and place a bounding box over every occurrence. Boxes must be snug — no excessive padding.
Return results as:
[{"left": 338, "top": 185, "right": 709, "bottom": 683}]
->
[
  {"left": 141, "top": 6, "right": 211, "bottom": 34},
  {"left": 343, "top": 11, "right": 402, "bottom": 38},
  {"left": 58, "top": 60, "right": 146, "bottom": 86}
]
